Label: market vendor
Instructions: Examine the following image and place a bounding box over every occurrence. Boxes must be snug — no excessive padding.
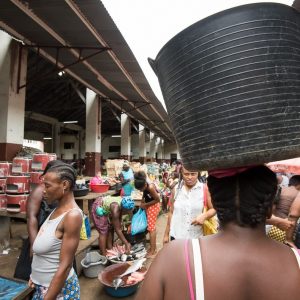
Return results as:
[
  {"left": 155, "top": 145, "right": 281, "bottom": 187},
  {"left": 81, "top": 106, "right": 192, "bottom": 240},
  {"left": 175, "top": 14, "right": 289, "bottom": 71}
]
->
[
  {"left": 91, "top": 195, "right": 135, "bottom": 255},
  {"left": 119, "top": 161, "right": 134, "bottom": 196}
]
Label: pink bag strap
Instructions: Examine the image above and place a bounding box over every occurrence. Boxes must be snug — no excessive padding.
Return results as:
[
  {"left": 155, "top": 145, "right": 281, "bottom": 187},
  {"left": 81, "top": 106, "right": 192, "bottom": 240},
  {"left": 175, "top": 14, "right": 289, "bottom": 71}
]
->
[{"left": 184, "top": 240, "right": 195, "bottom": 300}]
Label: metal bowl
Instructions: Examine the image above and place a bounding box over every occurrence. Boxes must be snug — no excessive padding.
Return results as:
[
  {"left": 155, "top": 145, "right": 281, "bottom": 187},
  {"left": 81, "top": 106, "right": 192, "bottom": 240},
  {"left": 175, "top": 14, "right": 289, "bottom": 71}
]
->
[{"left": 98, "top": 263, "right": 146, "bottom": 298}]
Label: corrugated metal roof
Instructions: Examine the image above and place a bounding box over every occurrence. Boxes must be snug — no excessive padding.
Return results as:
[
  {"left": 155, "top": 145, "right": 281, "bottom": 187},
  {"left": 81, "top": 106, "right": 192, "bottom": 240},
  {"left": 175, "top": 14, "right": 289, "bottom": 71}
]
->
[{"left": 0, "top": 0, "right": 174, "bottom": 142}]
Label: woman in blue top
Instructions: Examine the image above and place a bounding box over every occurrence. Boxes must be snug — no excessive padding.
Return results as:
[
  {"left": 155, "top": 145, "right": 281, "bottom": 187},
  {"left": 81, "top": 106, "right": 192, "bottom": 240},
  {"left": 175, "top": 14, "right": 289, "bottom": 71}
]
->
[{"left": 119, "top": 161, "right": 134, "bottom": 196}]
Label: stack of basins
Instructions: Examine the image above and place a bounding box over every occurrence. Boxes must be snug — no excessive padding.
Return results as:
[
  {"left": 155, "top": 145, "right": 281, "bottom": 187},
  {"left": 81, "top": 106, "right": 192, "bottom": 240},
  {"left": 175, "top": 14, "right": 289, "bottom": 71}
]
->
[
  {"left": 31, "top": 153, "right": 57, "bottom": 190},
  {"left": 6, "top": 157, "right": 32, "bottom": 213},
  {"left": 0, "top": 162, "right": 10, "bottom": 211},
  {"left": 31, "top": 153, "right": 56, "bottom": 172}
]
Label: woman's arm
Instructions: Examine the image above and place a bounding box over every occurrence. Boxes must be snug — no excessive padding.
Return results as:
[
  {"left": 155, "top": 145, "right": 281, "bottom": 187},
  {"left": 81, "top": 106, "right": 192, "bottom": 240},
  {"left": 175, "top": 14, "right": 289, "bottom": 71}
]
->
[
  {"left": 26, "top": 185, "right": 44, "bottom": 254},
  {"left": 163, "top": 189, "right": 175, "bottom": 244},
  {"left": 110, "top": 203, "right": 131, "bottom": 253},
  {"left": 266, "top": 215, "right": 293, "bottom": 231},
  {"left": 285, "top": 194, "right": 300, "bottom": 246},
  {"left": 44, "top": 210, "right": 82, "bottom": 300},
  {"left": 140, "top": 184, "right": 160, "bottom": 209},
  {"left": 192, "top": 187, "right": 216, "bottom": 225}
]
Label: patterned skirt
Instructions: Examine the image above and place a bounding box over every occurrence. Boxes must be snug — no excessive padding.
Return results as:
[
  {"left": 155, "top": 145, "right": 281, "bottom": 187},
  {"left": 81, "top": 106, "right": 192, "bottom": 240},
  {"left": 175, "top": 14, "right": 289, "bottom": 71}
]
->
[{"left": 32, "top": 273, "right": 80, "bottom": 300}]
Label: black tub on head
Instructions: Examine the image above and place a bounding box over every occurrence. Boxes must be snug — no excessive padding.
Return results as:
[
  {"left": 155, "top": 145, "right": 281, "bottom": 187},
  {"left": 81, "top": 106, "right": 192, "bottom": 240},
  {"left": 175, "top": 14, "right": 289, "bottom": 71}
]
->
[{"left": 149, "top": 3, "right": 300, "bottom": 171}]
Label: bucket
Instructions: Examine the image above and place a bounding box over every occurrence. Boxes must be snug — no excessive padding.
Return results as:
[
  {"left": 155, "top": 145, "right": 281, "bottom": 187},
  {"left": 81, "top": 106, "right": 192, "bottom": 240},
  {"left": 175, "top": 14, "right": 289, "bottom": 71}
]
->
[
  {"left": 6, "top": 176, "right": 30, "bottom": 194},
  {"left": 81, "top": 251, "right": 108, "bottom": 278},
  {"left": 0, "top": 178, "right": 6, "bottom": 193},
  {"left": 0, "top": 194, "right": 7, "bottom": 210},
  {"left": 149, "top": 3, "right": 300, "bottom": 170},
  {"left": 12, "top": 157, "right": 32, "bottom": 174},
  {"left": 32, "top": 153, "right": 51, "bottom": 171},
  {"left": 0, "top": 162, "right": 10, "bottom": 177},
  {"left": 6, "top": 194, "right": 28, "bottom": 213}
]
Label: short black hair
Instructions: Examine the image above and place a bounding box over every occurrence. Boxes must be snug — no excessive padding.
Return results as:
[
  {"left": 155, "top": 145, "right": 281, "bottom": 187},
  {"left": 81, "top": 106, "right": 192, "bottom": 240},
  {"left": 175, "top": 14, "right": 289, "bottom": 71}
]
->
[
  {"left": 207, "top": 166, "right": 277, "bottom": 227},
  {"left": 134, "top": 171, "right": 147, "bottom": 190}
]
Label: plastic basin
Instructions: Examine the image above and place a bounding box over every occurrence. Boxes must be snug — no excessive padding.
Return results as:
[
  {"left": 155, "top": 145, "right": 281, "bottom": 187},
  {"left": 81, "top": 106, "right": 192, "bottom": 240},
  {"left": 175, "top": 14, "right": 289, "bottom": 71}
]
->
[{"left": 90, "top": 184, "right": 110, "bottom": 193}]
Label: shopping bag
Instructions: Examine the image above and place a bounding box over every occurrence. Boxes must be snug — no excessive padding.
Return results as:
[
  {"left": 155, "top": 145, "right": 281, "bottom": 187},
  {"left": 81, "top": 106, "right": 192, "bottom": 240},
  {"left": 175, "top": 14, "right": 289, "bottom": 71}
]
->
[
  {"left": 80, "top": 215, "right": 91, "bottom": 240},
  {"left": 267, "top": 225, "right": 286, "bottom": 243},
  {"left": 203, "top": 184, "right": 218, "bottom": 236},
  {"left": 131, "top": 208, "right": 147, "bottom": 235}
]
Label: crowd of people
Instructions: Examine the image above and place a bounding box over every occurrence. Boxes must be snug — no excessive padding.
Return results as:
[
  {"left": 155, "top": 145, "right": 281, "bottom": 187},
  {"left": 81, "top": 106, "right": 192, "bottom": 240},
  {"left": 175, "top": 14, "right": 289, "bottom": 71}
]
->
[{"left": 12, "top": 156, "right": 300, "bottom": 299}]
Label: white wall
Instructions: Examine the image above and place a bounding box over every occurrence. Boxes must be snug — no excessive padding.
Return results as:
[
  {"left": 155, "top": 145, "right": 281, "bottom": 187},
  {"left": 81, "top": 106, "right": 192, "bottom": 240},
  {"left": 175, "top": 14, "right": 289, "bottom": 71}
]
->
[
  {"left": 101, "top": 136, "right": 121, "bottom": 159},
  {"left": 164, "top": 142, "right": 180, "bottom": 160},
  {"left": 60, "top": 134, "right": 79, "bottom": 160}
]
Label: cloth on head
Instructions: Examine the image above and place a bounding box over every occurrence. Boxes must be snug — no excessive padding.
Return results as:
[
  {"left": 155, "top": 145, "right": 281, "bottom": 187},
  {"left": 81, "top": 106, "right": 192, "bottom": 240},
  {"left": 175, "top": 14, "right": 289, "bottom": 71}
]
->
[
  {"left": 121, "top": 196, "right": 135, "bottom": 210},
  {"left": 208, "top": 166, "right": 258, "bottom": 178},
  {"left": 123, "top": 161, "right": 130, "bottom": 167}
]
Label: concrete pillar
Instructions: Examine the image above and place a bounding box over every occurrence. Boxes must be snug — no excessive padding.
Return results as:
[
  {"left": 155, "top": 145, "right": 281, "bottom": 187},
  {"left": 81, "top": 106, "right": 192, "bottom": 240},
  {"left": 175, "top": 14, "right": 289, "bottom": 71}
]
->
[
  {"left": 157, "top": 137, "right": 163, "bottom": 163},
  {"left": 121, "top": 113, "right": 131, "bottom": 161},
  {"left": 85, "top": 89, "right": 101, "bottom": 176},
  {"left": 139, "top": 124, "right": 146, "bottom": 163},
  {"left": 149, "top": 131, "right": 156, "bottom": 162},
  {"left": 54, "top": 123, "right": 61, "bottom": 159},
  {"left": 0, "top": 31, "right": 27, "bottom": 161}
]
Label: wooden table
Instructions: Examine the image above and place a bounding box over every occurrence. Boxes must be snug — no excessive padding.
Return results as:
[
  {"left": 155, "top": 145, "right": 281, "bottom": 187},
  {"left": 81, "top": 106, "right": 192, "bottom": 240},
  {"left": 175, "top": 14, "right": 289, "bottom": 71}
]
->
[{"left": 75, "top": 190, "right": 116, "bottom": 217}]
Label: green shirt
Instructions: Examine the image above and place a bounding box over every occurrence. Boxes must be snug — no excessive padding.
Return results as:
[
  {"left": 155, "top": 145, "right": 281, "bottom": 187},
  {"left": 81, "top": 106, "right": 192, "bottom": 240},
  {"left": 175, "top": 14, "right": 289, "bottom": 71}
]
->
[{"left": 102, "top": 196, "right": 122, "bottom": 214}]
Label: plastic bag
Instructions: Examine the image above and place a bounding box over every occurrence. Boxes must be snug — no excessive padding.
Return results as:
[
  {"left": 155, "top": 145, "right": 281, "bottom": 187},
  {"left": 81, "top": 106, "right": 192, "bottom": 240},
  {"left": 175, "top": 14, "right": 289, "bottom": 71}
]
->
[
  {"left": 80, "top": 215, "right": 91, "bottom": 240},
  {"left": 131, "top": 208, "right": 147, "bottom": 235}
]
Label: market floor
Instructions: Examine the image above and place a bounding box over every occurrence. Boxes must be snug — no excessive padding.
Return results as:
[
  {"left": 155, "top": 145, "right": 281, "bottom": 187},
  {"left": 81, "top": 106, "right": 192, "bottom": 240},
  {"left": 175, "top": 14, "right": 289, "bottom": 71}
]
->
[{"left": 0, "top": 213, "right": 168, "bottom": 300}]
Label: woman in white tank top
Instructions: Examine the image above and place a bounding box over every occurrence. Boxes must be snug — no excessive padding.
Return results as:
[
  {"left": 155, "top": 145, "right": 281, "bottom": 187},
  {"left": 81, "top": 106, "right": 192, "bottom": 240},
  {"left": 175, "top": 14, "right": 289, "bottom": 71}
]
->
[
  {"left": 163, "top": 166, "right": 216, "bottom": 243},
  {"left": 29, "top": 162, "right": 83, "bottom": 300}
]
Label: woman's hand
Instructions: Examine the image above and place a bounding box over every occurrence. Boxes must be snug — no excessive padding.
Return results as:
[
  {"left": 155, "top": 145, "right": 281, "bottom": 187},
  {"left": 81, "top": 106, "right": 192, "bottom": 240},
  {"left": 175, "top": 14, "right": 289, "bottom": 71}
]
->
[
  {"left": 125, "top": 242, "right": 131, "bottom": 254},
  {"left": 191, "top": 213, "right": 206, "bottom": 225},
  {"left": 28, "top": 278, "right": 35, "bottom": 289},
  {"left": 140, "top": 202, "right": 147, "bottom": 210},
  {"left": 276, "top": 218, "right": 293, "bottom": 231}
]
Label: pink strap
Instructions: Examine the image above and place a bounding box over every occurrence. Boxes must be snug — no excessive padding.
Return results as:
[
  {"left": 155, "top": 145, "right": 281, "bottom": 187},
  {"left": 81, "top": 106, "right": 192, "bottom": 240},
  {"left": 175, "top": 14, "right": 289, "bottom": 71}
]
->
[{"left": 184, "top": 240, "right": 195, "bottom": 300}]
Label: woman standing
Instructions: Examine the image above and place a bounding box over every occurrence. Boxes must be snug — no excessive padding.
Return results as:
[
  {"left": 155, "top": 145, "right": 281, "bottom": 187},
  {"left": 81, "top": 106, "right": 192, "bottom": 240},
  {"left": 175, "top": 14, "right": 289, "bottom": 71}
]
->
[
  {"left": 163, "top": 166, "right": 216, "bottom": 243},
  {"left": 134, "top": 171, "right": 161, "bottom": 258},
  {"left": 29, "top": 163, "right": 83, "bottom": 300}
]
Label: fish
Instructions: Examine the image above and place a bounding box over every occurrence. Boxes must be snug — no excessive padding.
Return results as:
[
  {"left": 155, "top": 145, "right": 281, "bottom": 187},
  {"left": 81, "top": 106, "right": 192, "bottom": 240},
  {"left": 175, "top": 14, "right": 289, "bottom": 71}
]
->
[{"left": 121, "top": 254, "right": 128, "bottom": 262}]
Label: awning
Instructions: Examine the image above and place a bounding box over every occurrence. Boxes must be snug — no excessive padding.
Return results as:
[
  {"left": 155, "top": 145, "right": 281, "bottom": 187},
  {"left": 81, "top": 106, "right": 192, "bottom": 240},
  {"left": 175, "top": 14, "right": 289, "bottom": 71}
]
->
[{"left": 0, "top": 0, "right": 175, "bottom": 142}]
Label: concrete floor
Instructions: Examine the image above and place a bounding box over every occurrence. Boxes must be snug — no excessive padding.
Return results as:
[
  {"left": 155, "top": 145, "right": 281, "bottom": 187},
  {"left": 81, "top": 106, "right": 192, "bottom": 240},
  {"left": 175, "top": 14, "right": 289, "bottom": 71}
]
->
[{"left": 0, "top": 213, "right": 168, "bottom": 299}]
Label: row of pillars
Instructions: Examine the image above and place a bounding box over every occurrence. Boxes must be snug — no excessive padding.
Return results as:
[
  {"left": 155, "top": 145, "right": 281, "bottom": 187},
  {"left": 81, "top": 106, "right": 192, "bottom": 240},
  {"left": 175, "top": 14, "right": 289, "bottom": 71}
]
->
[
  {"left": 0, "top": 31, "right": 166, "bottom": 176},
  {"left": 85, "top": 89, "right": 165, "bottom": 176}
]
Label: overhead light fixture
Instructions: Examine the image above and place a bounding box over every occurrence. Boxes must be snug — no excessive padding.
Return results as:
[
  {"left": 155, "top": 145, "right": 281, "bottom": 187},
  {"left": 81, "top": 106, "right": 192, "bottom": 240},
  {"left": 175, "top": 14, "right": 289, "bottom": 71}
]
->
[
  {"left": 111, "top": 135, "right": 121, "bottom": 137},
  {"left": 58, "top": 71, "right": 65, "bottom": 76},
  {"left": 43, "top": 137, "right": 52, "bottom": 140},
  {"left": 63, "top": 121, "right": 78, "bottom": 124}
]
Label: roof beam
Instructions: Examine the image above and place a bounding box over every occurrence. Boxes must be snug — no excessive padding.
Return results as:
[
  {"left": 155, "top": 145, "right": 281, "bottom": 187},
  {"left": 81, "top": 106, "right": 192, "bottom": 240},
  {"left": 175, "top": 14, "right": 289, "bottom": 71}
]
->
[{"left": 65, "top": 0, "right": 172, "bottom": 132}]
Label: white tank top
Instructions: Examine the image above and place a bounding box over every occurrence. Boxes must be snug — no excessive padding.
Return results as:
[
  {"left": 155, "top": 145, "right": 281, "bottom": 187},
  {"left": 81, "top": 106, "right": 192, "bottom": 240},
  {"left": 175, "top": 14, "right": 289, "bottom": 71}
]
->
[
  {"left": 31, "top": 208, "right": 82, "bottom": 287},
  {"left": 170, "top": 181, "right": 204, "bottom": 239}
]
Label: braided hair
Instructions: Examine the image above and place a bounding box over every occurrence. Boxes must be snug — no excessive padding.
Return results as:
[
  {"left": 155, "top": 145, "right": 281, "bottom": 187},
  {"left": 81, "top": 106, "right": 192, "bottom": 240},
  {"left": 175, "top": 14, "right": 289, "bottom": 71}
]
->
[
  {"left": 40, "top": 159, "right": 65, "bottom": 177},
  {"left": 46, "top": 162, "right": 77, "bottom": 191},
  {"left": 207, "top": 166, "right": 277, "bottom": 227}
]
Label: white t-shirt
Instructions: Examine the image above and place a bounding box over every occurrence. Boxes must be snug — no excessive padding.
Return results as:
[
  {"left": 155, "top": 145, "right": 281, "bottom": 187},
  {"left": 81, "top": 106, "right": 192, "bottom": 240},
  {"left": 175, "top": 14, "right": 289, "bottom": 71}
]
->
[{"left": 170, "top": 180, "right": 204, "bottom": 239}]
